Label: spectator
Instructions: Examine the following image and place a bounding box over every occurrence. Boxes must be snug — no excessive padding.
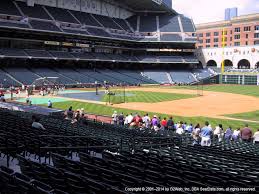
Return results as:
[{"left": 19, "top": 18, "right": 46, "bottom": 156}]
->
[
  {"left": 240, "top": 124, "right": 253, "bottom": 142},
  {"left": 182, "top": 122, "right": 187, "bottom": 131},
  {"left": 224, "top": 127, "right": 233, "bottom": 142},
  {"left": 112, "top": 111, "right": 118, "bottom": 125},
  {"left": 232, "top": 128, "right": 240, "bottom": 141},
  {"left": 118, "top": 113, "right": 124, "bottom": 126},
  {"left": 124, "top": 113, "right": 133, "bottom": 126},
  {"left": 31, "top": 115, "right": 45, "bottom": 130},
  {"left": 176, "top": 123, "right": 184, "bottom": 135},
  {"left": 47, "top": 100, "right": 52, "bottom": 108},
  {"left": 160, "top": 117, "right": 167, "bottom": 130},
  {"left": 142, "top": 113, "right": 151, "bottom": 128},
  {"left": 80, "top": 108, "right": 85, "bottom": 117},
  {"left": 192, "top": 124, "right": 201, "bottom": 145},
  {"left": 151, "top": 115, "right": 158, "bottom": 127},
  {"left": 186, "top": 124, "right": 193, "bottom": 133},
  {"left": 132, "top": 114, "right": 142, "bottom": 127},
  {"left": 214, "top": 124, "right": 223, "bottom": 142},
  {"left": 200, "top": 121, "right": 213, "bottom": 146},
  {"left": 65, "top": 106, "right": 73, "bottom": 120},
  {"left": 253, "top": 129, "right": 259, "bottom": 144},
  {"left": 167, "top": 116, "right": 174, "bottom": 131},
  {"left": 157, "top": 116, "right": 161, "bottom": 128}
]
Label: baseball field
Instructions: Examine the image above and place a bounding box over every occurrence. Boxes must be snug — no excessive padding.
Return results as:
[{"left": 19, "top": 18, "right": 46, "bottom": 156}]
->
[{"left": 35, "top": 84, "right": 259, "bottom": 132}]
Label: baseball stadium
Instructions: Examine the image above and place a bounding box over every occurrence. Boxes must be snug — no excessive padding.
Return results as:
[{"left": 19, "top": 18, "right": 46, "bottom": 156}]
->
[{"left": 0, "top": 0, "right": 259, "bottom": 193}]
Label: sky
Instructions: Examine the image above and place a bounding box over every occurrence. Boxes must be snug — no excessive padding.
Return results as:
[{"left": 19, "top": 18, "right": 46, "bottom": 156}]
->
[{"left": 172, "top": 0, "right": 259, "bottom": 24}]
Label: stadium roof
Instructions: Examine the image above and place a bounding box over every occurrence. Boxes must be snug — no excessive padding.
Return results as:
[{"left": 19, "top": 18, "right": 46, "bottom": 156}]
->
[{"left": 114, "top": 0, "right": 177, "bottom": 14}]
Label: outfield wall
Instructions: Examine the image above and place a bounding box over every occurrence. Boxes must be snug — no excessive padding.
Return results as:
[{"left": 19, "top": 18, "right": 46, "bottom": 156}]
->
[{"left": 222, "top": 74, "right": 259, "bottom": 85}]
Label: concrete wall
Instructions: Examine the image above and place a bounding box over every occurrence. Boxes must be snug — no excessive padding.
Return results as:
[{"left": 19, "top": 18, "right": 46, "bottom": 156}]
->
[{"left": 195, "top": 45, "right": 259, "bottom": 69}]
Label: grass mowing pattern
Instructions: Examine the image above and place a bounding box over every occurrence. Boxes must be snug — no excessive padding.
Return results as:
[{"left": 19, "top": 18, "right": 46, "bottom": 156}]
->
[
  {"left": 175, "top": 85, "right": 259, "bottom": 97},
  {"left": 52, "top": 101, "right": 259, "bottom": 132},
  {"left": 226, "top": 111, "right": 259, "bottom": 122},
  {"left": 101, "top": 91, "right": 196, "bottom": 104}
]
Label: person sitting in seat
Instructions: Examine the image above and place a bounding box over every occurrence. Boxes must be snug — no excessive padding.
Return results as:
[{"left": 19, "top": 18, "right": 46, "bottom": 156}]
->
[{"left": 31, "top": 115, "right": 45, "bottom": 130}]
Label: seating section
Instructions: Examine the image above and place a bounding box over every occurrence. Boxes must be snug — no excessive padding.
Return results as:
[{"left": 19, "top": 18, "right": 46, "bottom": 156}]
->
[
  {"left": 159, "top": 15, "right": 181, "bottom": 32},
  {"left": 30, "top": 20, "right": 61, "bottom": 32},
  {"left": 49, "top": 51, "right": 75, "bottom": 60},
  {"left": 170, "top": 71, "right": 196, "bottom": 84},
  {"left": 70, "top": 11, "right": 101, "bottom": 27},
  {"left": 0, "top": 2, "right": 195, "bottom": 42},
  {"left": 16, "top": 1, "right": 51, "bottom": 20},
  {"left": 55, "top": 68, "right": 95, "bottom": 84},
  {"left": 0, "top": 49, "right": 27, "bottom": 58},
  {"left": 193, "top": 69, "right": 213, "bottom": 80},
  {"left": 113, "top": 18, "right": 132, "bottom": 32},
  {"left": 93, "top": 14, "right": 122, "bottom": 30},
  {"left": 180, "top": 16, "right": 195, "bottom": 32},
  {"left": 1, "top": 104, "right": 259, "bottom": 193},
  {"left": 0, "top": 1, "right": 21, "bottom": 16},
  {"left": 25, "top": 50, "right": 52, "bottom": 59},
  {"left": 0, "top": 69, "right": 19, "bottom": 87},
  {"left": 159, "top": 56, "right": 183, "bottom": 63},
  {"left": 139, "top": 16, "right": 157, "bottom": 32},
  {"left": 31, "top": 68, "right": 76, "bottom": 85},
  {"left": 86, "top": 27, "right": 111, "bottom": 37},
  {"left": 184, "top": 56, "right": 199, "bottom": 63},
  {"left": 4, "top": 68, "right": 40, "bottom": 85},
  {"left": 160, "top": 34, "right": 182, "bottom": 41},
  {"left": 71, "top": 52, "right": 95, "bottom": 60},
  {"left": 126, "top": 15, "right": 138, "bottom": 31},
  {"left": 45, "top": 6, "right": 78, "bottom": 24},
  {"left": 143, "top": 71, "right": 170, "bottom": 83},
  {"left": 116, "top": 70, "right": 157, "bottom": 84},
  {"left": 0, "top": 21, "right": 30, "bottom": 29}
]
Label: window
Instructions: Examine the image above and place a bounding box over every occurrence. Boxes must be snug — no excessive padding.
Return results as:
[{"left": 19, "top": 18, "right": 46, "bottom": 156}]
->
[
  {"left": 198, "top": 46, "right": 203, "bottom": 49},
  {"left": 222, "top": 43, "right": 227, "bottom": 47},
  {"left": 222, "top": 37, "right": 227, "bottom": 42},
  {"left": 244, "top": 26, "right": 251, "bottom": 31},
  {"left": 199, "top": 39, "right": 203, "bottom": 43},
  {"left": 246, "top": 34, "right": 249, "bottom": 39},
  {"left": 254, "top": 33, "right": 259, "bottom": 38},
  {"left": 254, "top": 40, "right": 259, "bottom": 45},
  {"left": 206, "top": 32, "right": 211, "bottom": 37},
  {"left": 234, "top": 34, "right": 240, "bottom": 39},
  {"left": 214, "top": 38, "right": 218, "bottom": 42},
  {"left": 214, "top": 32, "right": 219, "bottom": 36},
  {"left": 206, "top": 39, "right": 210, "bottom": 43},
  {"left": 234, "top": 27, "right": 240, "bottom": 32},
  {"left": 206, "top": 45, "right": 210, "bottom": 48},
  {"left": 222, "top": 31, "right": 227, "bottom": 35},
  {"left": 246, "top": 41, "right": 248, "bottom": 45},
  {"left": 234, "top": 42, "right": 240, "bottom": 46},
  {"left": 230, "top": 37, "right": 232, "bottom": 41},
  {"left": 198, "top": 33, "right": 203, "bottom": 37},
  {"left": 255, "top": 25, "right": 259, "bottom": 31}
]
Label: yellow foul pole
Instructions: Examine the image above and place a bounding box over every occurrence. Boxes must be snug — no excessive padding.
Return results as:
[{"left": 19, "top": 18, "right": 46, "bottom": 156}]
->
[
  {"left": 220, "top": 28, "right": 226, "bottom": 84},
  {"left": 221, "top": 28, "right": 225, "bottom": 74}
]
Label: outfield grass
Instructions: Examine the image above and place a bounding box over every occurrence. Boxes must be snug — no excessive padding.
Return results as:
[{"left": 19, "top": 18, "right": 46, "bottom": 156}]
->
[
  {"left": 101, "top": 91, "right": 196, "bottom": 104},
  {"left": 226, "top": 111, "right": 259, "bottom": 122},
  {"left": 52, "top": 101, "right": 259, "bottom": 132},
  {"left": 174, "top": 85, "right": 259, "bottom": 97}
]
